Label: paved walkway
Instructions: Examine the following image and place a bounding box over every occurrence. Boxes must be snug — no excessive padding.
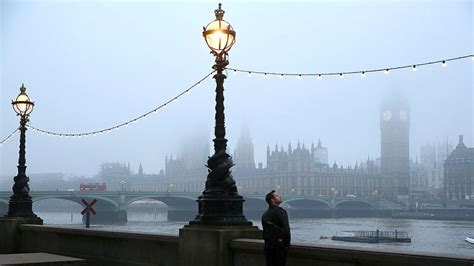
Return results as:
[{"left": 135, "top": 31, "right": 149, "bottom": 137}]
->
[{"left": 0, "top": 253, "right": 85, "bottom": 265}]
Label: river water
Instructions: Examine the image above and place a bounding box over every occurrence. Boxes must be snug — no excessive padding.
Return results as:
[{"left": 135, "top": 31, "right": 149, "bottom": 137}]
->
[{"left": 35, "top": 210, "right": 474, "bottom": 257}]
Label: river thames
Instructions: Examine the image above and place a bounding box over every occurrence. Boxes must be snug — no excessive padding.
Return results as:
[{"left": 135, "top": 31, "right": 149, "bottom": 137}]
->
[{"left": 36, "top": 210, "right": 474, "bottom": 256}]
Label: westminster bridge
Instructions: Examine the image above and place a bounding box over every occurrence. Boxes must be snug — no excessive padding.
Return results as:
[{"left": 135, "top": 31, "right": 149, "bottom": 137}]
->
[{"left": 0, "top": 190, "right": 403, "bottom": 223}]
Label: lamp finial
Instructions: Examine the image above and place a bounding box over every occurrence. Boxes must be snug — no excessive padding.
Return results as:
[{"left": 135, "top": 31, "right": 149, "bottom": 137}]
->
[{"left": 215, "top": 3, "right": 225, "bottom": 20}]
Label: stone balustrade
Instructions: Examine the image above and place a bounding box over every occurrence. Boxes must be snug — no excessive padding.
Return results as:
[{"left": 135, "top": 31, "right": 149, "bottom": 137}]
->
[{"left": 4, "top": 224, "right": 473, "bottom": 266}]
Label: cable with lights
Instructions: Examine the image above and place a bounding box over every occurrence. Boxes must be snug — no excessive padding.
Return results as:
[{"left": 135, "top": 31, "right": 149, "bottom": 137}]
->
[
  {"left": 227, "top": 55, "right": 473, "bottom": 79},
  {"left": 0, "top": 128, "right": 20, "bottom": 145},
  {"left": 26, "top": 71, "right": 215, "bottom": 138}
]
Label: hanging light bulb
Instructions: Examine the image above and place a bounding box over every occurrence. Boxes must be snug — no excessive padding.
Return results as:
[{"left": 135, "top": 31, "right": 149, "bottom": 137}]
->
[
  {"left": 247, "top": 72, "right": 252, "bottom": 77},
  {"left": 412, "top": 65, "right": 417, "bottom": 72},
  {"left": 339, "top": 73, "right": 344, "bottom": 79},
  {"left": 263, "top": 73, "right": 268, "bottom": 78},
  {"left": 297, "top": 74, "right": 302, "bottom": 79},
  {"left": 384, "top": 69, "right": 389, "bottom": 75},
  {"left": 279, "top": 74, "right": 284, "bottom": 79},
  {"left": 317, "top": 74, "right": 322, "bottom": 80},
  {"left": 361, "top": 71, "right": 366, "bottom": 78},
  {"left": 442, "top": 60, "right": 447, "bottom": 67},
  {"left": 233, "top": 70, "right": 237, "bottom": 75}
]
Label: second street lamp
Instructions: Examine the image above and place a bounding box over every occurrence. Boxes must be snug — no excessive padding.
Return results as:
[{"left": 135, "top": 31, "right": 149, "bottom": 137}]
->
[
  {"left": 190, "top": 3, "right": 250, "bottom": 226},
  {"left": 7, "top": 84, "right": 40, "bottom": 219}
]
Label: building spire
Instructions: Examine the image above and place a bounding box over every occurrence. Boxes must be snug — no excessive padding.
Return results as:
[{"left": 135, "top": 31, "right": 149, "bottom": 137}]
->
[{"left": 138, "top": 163, "right": 144, "bottom": 175}]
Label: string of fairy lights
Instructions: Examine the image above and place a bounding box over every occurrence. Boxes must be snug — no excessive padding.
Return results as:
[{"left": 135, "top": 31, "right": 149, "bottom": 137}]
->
[
  {"left": 0, "top": 128, "right": 19, "bottom": 145},
  {"left": 22, "top": 70, "right": 215, "bottom": 139},
  {"left": 0, "top": 54, "right": 473, "bottom": 145},
  {"left": 227, "top": 55, "right": 473, "bottom": 79}
]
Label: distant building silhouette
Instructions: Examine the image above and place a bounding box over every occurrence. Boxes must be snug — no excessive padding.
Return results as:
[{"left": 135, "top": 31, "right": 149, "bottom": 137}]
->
[
  {"left": 99, "top": 162, "right": 131, "bottom": 191},
  {"left": 163, "top": 133, "right": 210, "bottom": 192},
  {"left": 138, "top": 163, "right": 144, "bottom": 176},
  {"left": 420, "top": 144, "right": 436, "bottom": 172},
  {"left": 410, "top": 157, "right": 429, "bottom": 197},
  {"left": 93, "top": 124, "right": 379, "bottom": 197},
  {"left": 418, "top": 142, "right": 454, "bottom": 196},
  {"left": 253, "top": 142, "right": 379, "bottom": 197},
  {"left": 380, "top": 94, "right": 410, "bottom": 200},
  {"left": 233, "top": 125, "right": 256, "bottom": 170},
  {"left": 95, "top": 126, "right": 382, "bottom": 197},
  {"left": 313, "top": 139, "right": 328, "bottom": 165},
  {"left": 444, "top": 135, "right": 474, "bottom": 200}
]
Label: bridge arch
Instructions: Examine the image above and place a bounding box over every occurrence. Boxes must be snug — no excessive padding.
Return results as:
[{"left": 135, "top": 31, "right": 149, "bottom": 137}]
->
[
  {"left": 228, "top": 196, "right": 267, "bottom": 219},
  {"left": 243, "top": 197, "right": 267, "bottom": 210},
  {"left": 125, "top": 195, "right": 196, "bottom": 209},
  {"left": 334, "top": 200, "right": 374, "bottom": 209},
  {"left": 33, "top": 195, "right": 119, "bottom": 209},
  {"left": 285, "top": 198, "right": 331, "bottom": 209}
]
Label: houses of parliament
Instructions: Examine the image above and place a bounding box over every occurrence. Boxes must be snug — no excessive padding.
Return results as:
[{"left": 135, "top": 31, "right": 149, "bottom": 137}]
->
[{"left": 100, "top": 94, "right": 472, "bottom": 201}]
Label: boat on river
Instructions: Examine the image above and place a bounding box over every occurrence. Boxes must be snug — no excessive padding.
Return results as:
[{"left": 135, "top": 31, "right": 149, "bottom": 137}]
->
[
  {"left": 465, "top": 237, "right": 474, "bottom": 244},
  {"left": 332, "top": 230, "right": 411, "bottom": 243}
]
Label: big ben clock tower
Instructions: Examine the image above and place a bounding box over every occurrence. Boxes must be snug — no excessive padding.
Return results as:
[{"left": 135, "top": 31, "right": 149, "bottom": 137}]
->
[{"left": 380, "top": 95, "right": 410, "bottom": 200}]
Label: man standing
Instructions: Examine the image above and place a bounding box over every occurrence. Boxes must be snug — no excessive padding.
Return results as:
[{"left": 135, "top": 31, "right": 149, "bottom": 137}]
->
[{"left": 261, "top": 190, "right": 291, "bottom": 266}]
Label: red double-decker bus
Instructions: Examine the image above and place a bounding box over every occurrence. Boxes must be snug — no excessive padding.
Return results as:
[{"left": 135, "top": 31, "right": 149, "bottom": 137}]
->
[{"left": 80, "top": 183, "right": 107, "bottom": 192}]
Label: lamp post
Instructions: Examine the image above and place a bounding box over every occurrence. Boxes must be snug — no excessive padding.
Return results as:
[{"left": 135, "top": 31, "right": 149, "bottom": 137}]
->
[
  {"left": 372, "top": 190, "right": 378, "bottom": 198},
  {"left": 7, "top": 84, "right": 39, "bottom": 218},
  {"left": 120, "top": 179, "right": 127, "bottom": 192},
  {"left": 190, "top": 3, "right": 250, "bottom": 226}
]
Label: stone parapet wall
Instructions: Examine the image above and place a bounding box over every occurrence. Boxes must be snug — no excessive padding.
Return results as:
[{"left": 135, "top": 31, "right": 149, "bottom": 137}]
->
[
  {"left": 14, "top": 225, "right": 474, "bottom": 266},
  {"left": 231, "top": 238, "right": 474, "bottom": 266},
  {"left": 20, "top": 225, "right": 179, "bottom": 266}
]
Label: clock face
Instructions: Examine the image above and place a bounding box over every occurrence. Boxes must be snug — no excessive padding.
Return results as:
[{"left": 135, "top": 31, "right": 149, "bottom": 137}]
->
[
  {"left": 383, "top": 110, "right": 392, "bottom": 121},
  {"left": 400, "top": 110, "right": 408, "bottom": 120}
]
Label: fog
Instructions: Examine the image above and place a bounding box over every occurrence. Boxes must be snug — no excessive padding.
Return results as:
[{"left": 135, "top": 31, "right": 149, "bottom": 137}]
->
[{"left": 0, "top": 0, "right": 472, "bottom": 178}]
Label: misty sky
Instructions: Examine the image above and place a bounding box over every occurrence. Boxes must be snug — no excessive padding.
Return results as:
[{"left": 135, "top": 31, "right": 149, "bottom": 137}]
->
[{"left": 1, "top": 0, "right": 472, "bottom": 178}]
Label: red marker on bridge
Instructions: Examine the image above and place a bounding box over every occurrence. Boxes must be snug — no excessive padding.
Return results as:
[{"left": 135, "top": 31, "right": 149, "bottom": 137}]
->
[{"left": 81, "top": 198, "right": 97, "bottom": 228}]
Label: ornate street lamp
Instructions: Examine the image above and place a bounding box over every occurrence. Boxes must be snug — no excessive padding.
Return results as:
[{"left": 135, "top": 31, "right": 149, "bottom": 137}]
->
[
  {"left": 7, "top": 84, "right": 39, "bottom": 218},
  {"left": 190, "top": 4, "right": 250, "bottom": 226},
  {"left": 120, "top": 180, "right": 127, "bottom": 192}
]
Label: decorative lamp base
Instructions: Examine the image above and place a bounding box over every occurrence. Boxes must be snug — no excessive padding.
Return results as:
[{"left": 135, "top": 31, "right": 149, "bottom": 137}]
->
[
  {"left": 190, "top": 195, "right": 252, "bottom": 226},
  {"left": 7, "top": 194, "right": 40, "bottom": 218}
]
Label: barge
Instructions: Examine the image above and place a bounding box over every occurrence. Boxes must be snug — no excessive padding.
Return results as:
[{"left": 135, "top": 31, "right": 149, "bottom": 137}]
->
[{"left": 332, "top": 230, "right": 411, "bottom": 243}]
